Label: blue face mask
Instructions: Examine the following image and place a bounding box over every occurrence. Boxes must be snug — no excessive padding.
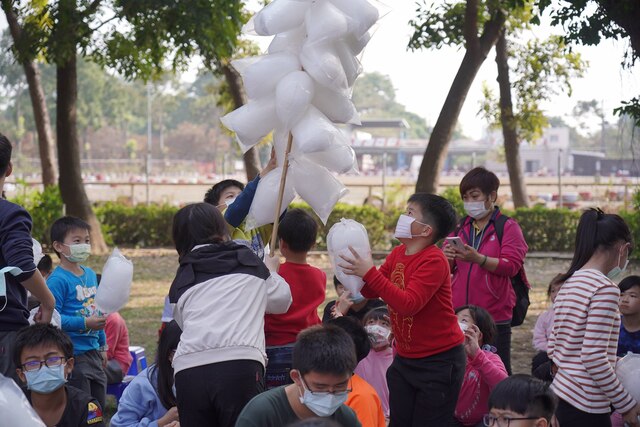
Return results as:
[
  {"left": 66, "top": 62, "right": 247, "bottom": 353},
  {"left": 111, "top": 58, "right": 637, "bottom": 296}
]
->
[{"left": 24, "top": 364, "right": 67, "bottom": 394}]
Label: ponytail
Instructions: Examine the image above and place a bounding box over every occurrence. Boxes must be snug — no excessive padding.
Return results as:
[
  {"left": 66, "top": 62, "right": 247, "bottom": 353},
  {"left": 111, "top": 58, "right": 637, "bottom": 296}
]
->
[{"left": 560, "top": 208, "right": 632, "bottom": 282}]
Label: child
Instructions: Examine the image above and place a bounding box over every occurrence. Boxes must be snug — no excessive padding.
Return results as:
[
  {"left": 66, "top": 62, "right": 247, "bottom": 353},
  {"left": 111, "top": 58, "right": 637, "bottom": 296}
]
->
[
  {"left": 47, "top": 216, "right": 108, "bottom": 409},
  {"left": 264, "top": 209, "right": 327, "bottom": 389},
  {"left": 355, "top": 307, "right": 393, "bottom": 419},
  {"left": 549, "top": 209, "right": 640, "bottom": 427},
  {"left": 169, "top": 203, "right": 291, "bottom": 427},
  {"left": 328, "top": 316, "right": 386, "bottom": 427},
  {"left": 340, "top": 193, "right": 465, "bottom": 426},
  {"left": 13, "top": 323, "right": 104, "bottom": 427},
  {"left": 531, "top": 274, "right": 563, "bottom": 382},
  {"left": 0, "top": 133, "right": 55, "bottom": 381},
  {"left": 486, "top": 374, "right": 558, "bottom": 427},
  {"left": 454, "top": 305, "right": 508, "bottom": 427},
  {"left": 110, "top": 320, "right": 182, "bottom": 427},
  {"left": 235, "top": 325, "right": 361, "bottom": 427},
  {"left": 618, "top": 275, "right": 640, "bottom": 356},
  {"left": 104, "top": 312, "right": 132, "bottom": 384},
  {"left": 28, "top": 255, "right": 55, "bottom": 311},
  {"left": 322, "top": 276, "right": 385, "bottom": 323}
]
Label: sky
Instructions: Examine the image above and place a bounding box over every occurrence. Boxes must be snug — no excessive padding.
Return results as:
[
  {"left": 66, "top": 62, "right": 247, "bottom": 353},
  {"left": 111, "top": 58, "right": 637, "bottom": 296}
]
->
[{"left": 1, "top": 1, "right": 638, "bottom": 139}]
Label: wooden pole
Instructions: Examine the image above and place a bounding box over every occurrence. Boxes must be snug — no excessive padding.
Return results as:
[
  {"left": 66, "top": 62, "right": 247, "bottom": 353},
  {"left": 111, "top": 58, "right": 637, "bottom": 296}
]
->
[{"left": 269, "top": 132, "right": 294, "bottom": 257}]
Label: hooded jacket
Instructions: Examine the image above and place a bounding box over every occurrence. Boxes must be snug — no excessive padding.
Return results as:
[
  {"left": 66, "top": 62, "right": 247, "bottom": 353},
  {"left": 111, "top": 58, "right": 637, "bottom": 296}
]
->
[{"left": 169, "top": 242, "right": 292, "bottom": 374}]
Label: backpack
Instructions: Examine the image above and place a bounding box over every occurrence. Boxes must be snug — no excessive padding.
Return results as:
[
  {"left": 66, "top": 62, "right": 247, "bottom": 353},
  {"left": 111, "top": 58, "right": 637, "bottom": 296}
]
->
[{"left": 493, "top": 215, "right": 530, "bottom": 327}]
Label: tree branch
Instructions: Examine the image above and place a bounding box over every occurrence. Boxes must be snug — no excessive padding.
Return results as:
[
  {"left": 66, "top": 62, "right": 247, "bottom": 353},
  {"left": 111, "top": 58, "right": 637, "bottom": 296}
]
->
[
  {"left": 90, "top": 14, "right": 118, "bottom": 31},
  {"left": 464, "top": 0, "right": 480, "bottom": 52}
]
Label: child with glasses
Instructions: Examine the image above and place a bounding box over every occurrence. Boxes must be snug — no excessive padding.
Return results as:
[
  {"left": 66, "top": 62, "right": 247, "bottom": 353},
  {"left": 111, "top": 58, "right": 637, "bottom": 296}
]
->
[
  {"left": 13, "top": 323, "right": 105, "bottom": 427},
  {"left": 484, "top": 374, "right": 557, "bottom": 427}
]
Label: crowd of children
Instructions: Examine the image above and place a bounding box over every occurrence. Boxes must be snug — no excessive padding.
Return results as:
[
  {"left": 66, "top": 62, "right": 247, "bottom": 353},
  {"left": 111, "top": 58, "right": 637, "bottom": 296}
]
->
[{"left": 1, "top": 130, "right": 639, "bottom": 427}]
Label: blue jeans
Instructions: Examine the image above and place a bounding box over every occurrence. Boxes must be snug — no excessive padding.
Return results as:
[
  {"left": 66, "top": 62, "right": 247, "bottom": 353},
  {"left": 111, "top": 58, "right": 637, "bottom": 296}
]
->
[{"left": 265, "top": 345, "right": 294, "bottom": 389}]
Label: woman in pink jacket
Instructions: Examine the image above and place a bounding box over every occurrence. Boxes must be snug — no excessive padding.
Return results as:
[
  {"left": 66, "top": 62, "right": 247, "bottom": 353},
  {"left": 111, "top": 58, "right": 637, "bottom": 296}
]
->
[
  {"left": 454, "top": 304, "right": 508, "bottom": 427},
  {"left": 443, "top": 167, "right": 528, "bottom": 374}
]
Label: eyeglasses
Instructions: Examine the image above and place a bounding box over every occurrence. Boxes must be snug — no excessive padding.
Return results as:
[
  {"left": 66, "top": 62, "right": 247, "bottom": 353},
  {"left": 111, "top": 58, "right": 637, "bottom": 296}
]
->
[
  {"left": 21, "top": 356, "right": 67, "bottom": 372},
  {"left": 483, "top": 414, "right": 539, "bottom": 427},
  {"left": 301, "top": 376, "right": 352, "bottom": 396}
]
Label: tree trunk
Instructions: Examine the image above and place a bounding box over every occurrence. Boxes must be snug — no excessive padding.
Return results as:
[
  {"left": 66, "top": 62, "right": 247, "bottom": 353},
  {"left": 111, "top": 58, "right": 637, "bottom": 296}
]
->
[
  {"left": 415, "top": 7, "right": 505, "bottom": 193},
  {"left": 2, "top": 1, "right": 58, "bottom": 186},
  {"left": 56, "top": 55, "right": 108, "bottom": 253},
  {"left": 220, "top": 63, "right": 261, "bottom": 181},
  {"left": 495, "top": 32, "right": 528, "bottom": 208}
]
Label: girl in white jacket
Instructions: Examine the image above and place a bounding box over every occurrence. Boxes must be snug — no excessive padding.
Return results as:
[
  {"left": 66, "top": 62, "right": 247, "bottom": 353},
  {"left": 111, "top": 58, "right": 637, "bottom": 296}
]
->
[{"left": 168, "top": 203, "right": 292, "bottom": 427}]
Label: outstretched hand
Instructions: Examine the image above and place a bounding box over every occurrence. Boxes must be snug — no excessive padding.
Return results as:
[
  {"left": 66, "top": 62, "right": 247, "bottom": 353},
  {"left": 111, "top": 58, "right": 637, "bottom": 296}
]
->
[
  {"left": 260, "top": 147, "right": 277, "bottom": 178},
  {"left": 338, "top": 246, "right": 374, "bottom": 278}
]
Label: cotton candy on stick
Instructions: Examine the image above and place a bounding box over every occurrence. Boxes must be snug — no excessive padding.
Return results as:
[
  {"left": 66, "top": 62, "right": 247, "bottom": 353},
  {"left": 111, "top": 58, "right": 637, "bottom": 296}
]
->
[
  {"left": 231, "top": 53, "right": 301, "bottom": 100},
  {"left": 220, "top": 98, "right": 278, "bottom": 152},
  {"left": 246, "top": 164, "right": 296, "bottom": 232},
  {"left": 275, "top": 71, "right": 315, "bottom": 129},
  {"left": 326, "top": 219, "right": 372, "bottom": 299},
  {"left": 244, "top": 0, "right": 312, "bottom": 36},
  {"left": 94, "top": 248, "right": 134, "bottom": 314}
]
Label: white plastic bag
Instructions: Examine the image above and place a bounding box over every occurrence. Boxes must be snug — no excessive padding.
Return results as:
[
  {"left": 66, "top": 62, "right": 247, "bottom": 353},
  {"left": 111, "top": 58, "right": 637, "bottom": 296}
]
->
[
  {"left": 28, "top": 307, "right": 61, "bottom": 328},
  {"left": 232, "top": 53, "right": 301, "bottom": 100},
  {"left": 220, "top": 98, "right": 278, "bottom": 152},
  {"left": 292, "top": 106, "right": 343, "bottom": 153},
  {"left": 32, "top": 239, "right": 44, "bottom": 265},
  {"left": 300, "top": 40, "right": 349, "bottom": 93},
  {"left": 291, "top": 158, "right": 347, "bottom": 224},
  {"left": 616, "top": 352, "right": 640, "bottom": 403},
  {"left": 275, "top": 71, "right": 315, "bottom": 129},
  {"left": 94, "top": 248, "right": 134, "bottom": 314},
  {"left": 246, "top": 167, "right": 296, "bottom": 230},
  {"left": 335, "top": 42, "right": 362, "bottom": 87},
  {"left": 329, "top": 0, "right": 379, "bottom": 38},
  {"left": 305, "top": 0, "right": 350, "bottom": 43},
  {"left": 312, "top": 84, "right": 361, "bottom": 125},
  {"left": 268, "top": 26, "right": 306, "bottom": 55},
  {"left": 0, "top": 374, "right": 46, "bottom": 426},
  {"left": 300, "top": 142, "right": 357, "bottom": 174},
  {"left": 273, "top": 128, "right": 291, "bottom": 168},
  {"left": 245, "top": 0, "right": 312, "bottom": 36},
  {"left": 326, "top": 219, "right": 371, "bottom": 299},
  {"left": 345, "top": 31, "right": 372, "bottom": 56}
]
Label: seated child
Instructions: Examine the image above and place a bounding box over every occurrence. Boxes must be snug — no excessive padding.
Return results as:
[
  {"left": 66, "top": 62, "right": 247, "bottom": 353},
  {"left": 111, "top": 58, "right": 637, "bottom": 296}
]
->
[
  {"left": 28, "top": 254, "right": 54, "bottom": 311},
  {"left": 322, "top": 276, "right": 385, "bottom": 324},
  {"left": 618, "top": 275, "right": 640, "bottom": 356},
  {"left": 531, "top": 274, "right": 563, "bottom": 382},
  {"left": 454, "top": 305, "right": 508, "bottom": 427},
  {"left": 110, "top": 320, "right": 182, "bottom": 427},
  {"left": 104, "top": 312, "right": 132, "bottom": 384},
  {"left": 354, "top": 307, "right": 393, "bottom": 419},
  {"left": 264, "top": 209, "right": 326, "bottom": 389},
  {"left": 13, "top": 324, "right": 105, "bottom": 427},
  {"left": 486, "top": 374, "right": 558, "bottom": 427},
  {"left": 235, "top": 325, "right": 361, "bottom": 427},
  {"left": 328, "top": 316, "right": 386, "bottom": 427},
  {"left": 47, "top": 216, "right": 108, "bottom": 409}
]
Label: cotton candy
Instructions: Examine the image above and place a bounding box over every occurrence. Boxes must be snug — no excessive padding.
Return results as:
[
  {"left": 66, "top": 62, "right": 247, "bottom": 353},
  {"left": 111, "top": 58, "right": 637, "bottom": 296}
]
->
[
  {"left": 345, "top": 31, "right": 372, "bottom": 56},
  {"left": 329, "top": 0, "right": 379, "bottom": 38},
  {"left": 291, "top": 158, "right": 347, "bottom": 224},
  {"left": 28, "top": 307, "right": 62, "bottom": 328},
  {"left": 305, "top": 0, "right": 350, "bottom": 44},
  {"left": 616, "top": 352, "right": 640, "bottom": 403},
  {"left": 220, "top": 98, "right": 278, "bottom": 152},
  {"left": 0, "top": 374, "right": 46, "bottom": 426},
  {"left": 335, "top": 42, "right": 363, "bottom": 87},
  {"left": 246, "top": 0, "right": 312, "bottom": 36},
  {"left": 232, "top": 53, "right": 301, "bottom": 100},
  {"left": 300, "top": 40, "right": 349, "bottom": 93},
  {"left": 275, "top": 71, "right": 315, "bottom": 129},
  {"left": 32, "top": 238, "right": 44, "bottom": 265},
  {"left": 312, "top": 84, "right": 361, "bottom": 125},
  {"left": 300, "top": 142, "right": 357, "bottom": 174},
  {"left": 94, "top": 248, "right": 134, "bottom": 314},
  {"left": 246, "top": 167, "right": 296, "bottom": 231},
  {"left": 268, "top": 26, "right": 307, "bottom": 55},
  {"left": 326, "top": 219, "right": 371, "bottom": 299},
  {"left": 292, "top": 106, "right": 343, "bottom": 153}
]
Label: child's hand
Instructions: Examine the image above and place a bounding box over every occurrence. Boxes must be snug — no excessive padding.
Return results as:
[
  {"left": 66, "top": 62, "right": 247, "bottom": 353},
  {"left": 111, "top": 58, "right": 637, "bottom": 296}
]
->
[
  {"left": 259, "top": 147, "right": 277, "bottom": 178},
  {"left": 264, "top": 253, "right": 280, "bottom": 272},
  {"left": 338, "top": 246, "right": 374, "bottom": 278},
  {"left": 100, "top": 351, "right": 108, "bottom": 368},
  {"left": 622, "top": 403, "right": 640, "bottom": 427},
  {"left": 463, "top": 324, "right": 481, "bottom": 358},
  {"left": 85, "top": 315, "right": 107, "bottom": 330},
  {"left": 334, "top": 291, "right": 354, "bottom": 317},
  {"left": 158, "top": 406, "right": 179, "bottom": 427}
]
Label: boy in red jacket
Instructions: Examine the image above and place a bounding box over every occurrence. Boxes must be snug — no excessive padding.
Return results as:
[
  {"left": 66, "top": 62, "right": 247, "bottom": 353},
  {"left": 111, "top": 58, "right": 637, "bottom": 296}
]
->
[
  {"left": 340, "top": 193, "right": 465, "bottom": 427},
  {"left": 264, "top": 209, "right": 326, "bottom": 389}
]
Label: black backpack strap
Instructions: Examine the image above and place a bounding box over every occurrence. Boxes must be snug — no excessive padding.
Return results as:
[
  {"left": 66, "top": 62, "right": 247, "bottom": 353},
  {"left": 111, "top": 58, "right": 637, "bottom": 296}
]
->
[
  {"left": 455, "top": 216, "right": 472, "bottom": 244},
  {"left": 493, "top": 214, "right": 508, "bottom": 245}
]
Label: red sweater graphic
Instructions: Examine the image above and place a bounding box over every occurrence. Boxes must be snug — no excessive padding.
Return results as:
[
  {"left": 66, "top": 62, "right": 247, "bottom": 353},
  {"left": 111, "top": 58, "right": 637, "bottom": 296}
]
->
[
  {"left": 362, "top": 245, "right": 464, "bottom": 358},
  {"left": 265, "top": 262, "right": 326, "bottom": 346}
]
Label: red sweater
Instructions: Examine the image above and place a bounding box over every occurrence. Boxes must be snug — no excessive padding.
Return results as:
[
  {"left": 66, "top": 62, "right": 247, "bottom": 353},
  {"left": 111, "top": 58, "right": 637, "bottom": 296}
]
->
[
  {"left": 362, "top": 244, "right": 464, "bottom": 358},
  {"left": 105, "top": 312, "right": 133, "bottom": 374},
  {"left": 265, "top": 262, "right": 326, "bottom": 346}
]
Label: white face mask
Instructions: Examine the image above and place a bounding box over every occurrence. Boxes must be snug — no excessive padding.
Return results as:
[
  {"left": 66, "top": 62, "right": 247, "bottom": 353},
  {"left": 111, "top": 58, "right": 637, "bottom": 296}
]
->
[
  {"left": 299, "top": 379, "right": 349, "bottom": 417},
  {"left": 464, "top": 200, "right": 492, "bottom": 219},
  {"left": 365, "top": 324, "right": 391, "bottom": 349},
  {"left": 394, "top": 214, "right": 428, "bottom": 239},
  {"left": 217, "top": 198, "right": 236, "bottom": 209}
]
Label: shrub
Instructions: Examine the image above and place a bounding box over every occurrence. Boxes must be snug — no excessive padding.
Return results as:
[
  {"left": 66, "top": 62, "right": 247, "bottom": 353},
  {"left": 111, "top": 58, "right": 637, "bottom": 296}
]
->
[
  {"left": 95, "top": 202, "right": 176, "bottom": 247},
  {"left": 10, "top": 184, "right": 63, "bottom": 246},
  {"left": 511, "top": 206, "right": 581, "bottom": 252}
]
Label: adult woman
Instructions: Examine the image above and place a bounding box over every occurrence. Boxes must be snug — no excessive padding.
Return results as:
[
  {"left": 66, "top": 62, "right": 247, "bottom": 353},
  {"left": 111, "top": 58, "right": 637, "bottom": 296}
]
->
[
  {"left": 110, "top": 320, "right": 182, "bottom": 427},
  {"left": 549, "top": 209, "right": 640, "bottom": 427},
  {"left": 443, "top": 167, "right": 528, "bottom": 374}
]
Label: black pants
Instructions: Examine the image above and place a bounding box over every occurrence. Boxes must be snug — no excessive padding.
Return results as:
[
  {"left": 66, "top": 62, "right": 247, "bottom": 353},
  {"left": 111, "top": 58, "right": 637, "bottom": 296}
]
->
[
  {"left": 531, "top": 351, "right": 553, "bottom": 382},
  {"left": 68, "top": 349, "right": 107, "bottom": 410},
  {"left": 175, "top": 359, "right": 265, "bottom": 427},
  {"left": 495, "top": 323, "right": 512, "bottom": 375},
  {"left": 555, "top": 399, "right": 611, "bottom": 427},
  {"left": 387, "top": 345, "right": 466, "bottom": 427}
]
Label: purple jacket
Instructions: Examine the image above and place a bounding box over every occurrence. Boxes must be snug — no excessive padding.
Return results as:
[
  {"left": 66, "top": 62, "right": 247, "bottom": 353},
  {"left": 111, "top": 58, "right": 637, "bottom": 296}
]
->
[{"left": 447, "top": 209, "right": 529, "bottom": 323}]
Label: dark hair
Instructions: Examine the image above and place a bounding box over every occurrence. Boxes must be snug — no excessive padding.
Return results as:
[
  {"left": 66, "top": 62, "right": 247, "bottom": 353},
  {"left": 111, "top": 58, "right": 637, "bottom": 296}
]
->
[
  {"left": 293, "top": 325, "right": 357, "bottom": 376},
  {"left": 559, "top": 208, "right": 632, "bottom": 282},
  {"left": 37, "top": 254, "right": 53, "bottom": 275},
  {"left": 407, "top": 193, "right": 457, "bottom": 241},
  {"left": 362, "top": 306, "right": 389, "bottom": 325},
  {"left": 546, "top": 274, "right": 564, "bottom": 297},
  {"left": 455, "top": 305, "right": 497, "bottom": 346},
  {"left": 0, "top": 133, "right": 12, "bottom": 176},
  {"left": 459, "top": 167, "right": 500, "bottom": 197},
  {"left": 326, "top": 316, "right": 371, "bottom": 363},
  {"left": 50, "top": 216, "right": 91, "bottom": 257},
  {"left": 287, "top": 419, "right": 342, "bottom": 427},
  {"left": 150, "top": 320, "right": 182, "bottom": 410},
  {"left": 489, "top": 374, "right": 558, "bottom": 421},
  {"left": 172, "top": 203, "right": 230, "bottom": 258},
  {"left": 620, "top": 275, "right": 640, "bottom": 293},
  {"left": 278, "top": 208, "right": 318, "bottom": 253},
  {"left": 204, "top": 179, "right": 245, "bottom": 206},
  {"left": 333, "top": 275, "right": 343, "bottom": 290},
  {"left": 13, "top": 324, "right": 74, "bottom": 369}
]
